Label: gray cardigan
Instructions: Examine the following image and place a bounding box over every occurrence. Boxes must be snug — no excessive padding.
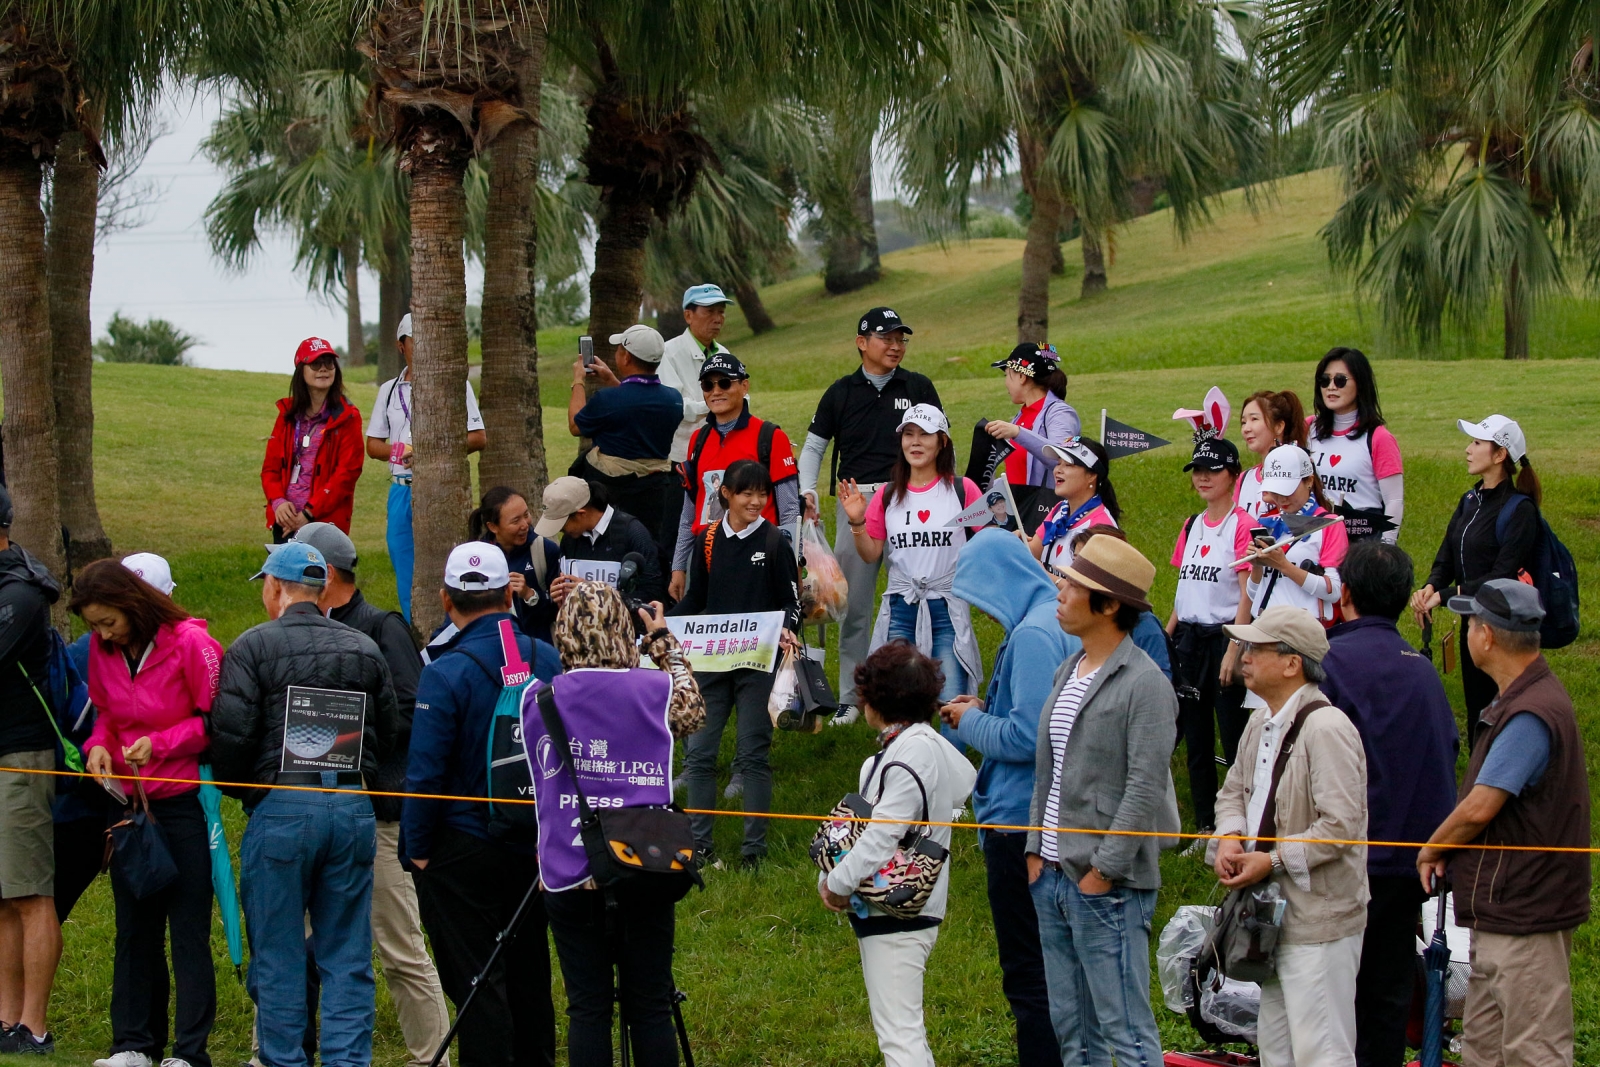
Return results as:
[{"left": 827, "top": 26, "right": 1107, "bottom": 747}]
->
[{"left": 1026, "top": 635, "right": 1180, "bottom": 889}]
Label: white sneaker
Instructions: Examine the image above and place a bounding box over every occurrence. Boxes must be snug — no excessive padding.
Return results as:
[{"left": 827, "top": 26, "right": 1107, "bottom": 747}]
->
[
  {"left": 723, "top": 774, "right": 744, "bottom": 799},
  {"left": 829, "top": 703, "right": 861, "bottom": 727},
  {"left": 95, "top": 1053, "right": 153, "bottom": 1067},
  {"left": 162, "top": 1059, "right": 195, "bottom": 1067}
]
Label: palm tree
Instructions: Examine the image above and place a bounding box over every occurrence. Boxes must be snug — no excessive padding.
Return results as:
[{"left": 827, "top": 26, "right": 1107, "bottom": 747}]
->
[
  {"left": 1270, "top": 0, "right": 1600, "bottom": 358},
  {"left": 805, "top": 103, "right": 884, "bottom": 295},
  {"left": 894, "top": 0, "right": 1268, "bottom": 342}
]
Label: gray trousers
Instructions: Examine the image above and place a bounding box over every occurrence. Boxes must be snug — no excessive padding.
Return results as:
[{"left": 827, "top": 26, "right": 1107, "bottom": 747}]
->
[
  {"left": 834, "top": 490, "right": 884, "bottom": 705},
  {"left": 683, "top": 668, "right": 777, "bottom": 858}
]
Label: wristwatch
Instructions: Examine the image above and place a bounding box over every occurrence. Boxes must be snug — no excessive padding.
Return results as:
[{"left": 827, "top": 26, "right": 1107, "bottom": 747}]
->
[{"left": 1269, "top": 850, "right": 1285, "bottom": 875}]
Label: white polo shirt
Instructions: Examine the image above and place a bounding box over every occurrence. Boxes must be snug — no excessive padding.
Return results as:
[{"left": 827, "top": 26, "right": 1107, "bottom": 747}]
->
[
  {"left": 367, "top": 370, "right": 486, "bottom": 476},
  {"left": 658, "top": 330, "right": 729, "bottom": 462}
]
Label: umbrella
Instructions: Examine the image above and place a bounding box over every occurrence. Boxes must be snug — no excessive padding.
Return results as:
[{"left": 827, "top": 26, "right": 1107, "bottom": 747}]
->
[
  {"left": 198, "top": 765, "right": 245, "bottom": 977},
  {"left": 1421, "top": 887, "right": 1451, "bottom": 1067},
  {"left": 1419, "top": 615, "right": 1433, "bottom": 664}
]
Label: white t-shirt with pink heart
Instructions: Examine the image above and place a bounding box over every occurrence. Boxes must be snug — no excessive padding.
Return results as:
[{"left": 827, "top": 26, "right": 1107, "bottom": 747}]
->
[
  {"left": 1170, "top": 507, "right": 1254, "bottom": 625},
  {"left": 865, "top": 476, "right": 984, "bottom": 597}
]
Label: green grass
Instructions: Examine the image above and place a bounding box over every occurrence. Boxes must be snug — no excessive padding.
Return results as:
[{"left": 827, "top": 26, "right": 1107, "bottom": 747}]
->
[{"left": 16, "top": 166, "right": 1600, "bottom": 1065}]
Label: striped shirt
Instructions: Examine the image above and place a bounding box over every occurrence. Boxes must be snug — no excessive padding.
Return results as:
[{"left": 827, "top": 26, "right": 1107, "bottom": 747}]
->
[{"left": 1040, "top": 662, "right": 1101, "bottom": 862}]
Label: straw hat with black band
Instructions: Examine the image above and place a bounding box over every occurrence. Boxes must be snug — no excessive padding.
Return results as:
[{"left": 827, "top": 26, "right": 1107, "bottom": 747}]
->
[{"left": 1054, "top": 534, "right": 1155, "bottom": 614}]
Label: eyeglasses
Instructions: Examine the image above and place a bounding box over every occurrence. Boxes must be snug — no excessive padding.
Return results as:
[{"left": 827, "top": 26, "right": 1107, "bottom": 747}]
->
[
  {"left": 1318, "top": 373, "right": 1350, "bottom": 389},
  {"left": 701, "top": 377, "right": 737, "bottom": 392},
  {"left": 869, "top": 333, "right": 910, "bottom": 348}
]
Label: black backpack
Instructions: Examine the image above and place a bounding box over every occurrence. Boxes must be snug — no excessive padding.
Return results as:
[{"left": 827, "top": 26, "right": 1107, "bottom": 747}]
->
[{"left": 1497, "top": 494, "right": 1580, "bottom": 649}]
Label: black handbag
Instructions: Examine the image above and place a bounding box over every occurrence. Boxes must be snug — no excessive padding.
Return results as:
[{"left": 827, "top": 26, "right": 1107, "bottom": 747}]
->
[
  {"left": 104, "top": 768, "right": 179, "bottom": 900},
  {"left": 533, "top": 687, "right": 702, "bottom": 899}
]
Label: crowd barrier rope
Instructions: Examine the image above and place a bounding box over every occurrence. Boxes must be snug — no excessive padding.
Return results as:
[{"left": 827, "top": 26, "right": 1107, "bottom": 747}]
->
[{"left": 5, "top": 763, "right": 1596, "bottom": 854}]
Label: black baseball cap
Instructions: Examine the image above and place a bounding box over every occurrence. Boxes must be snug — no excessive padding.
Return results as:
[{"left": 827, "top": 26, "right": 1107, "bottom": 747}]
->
[
  {"left": 991, "top": 342, "right": 1059, "bottom": 378},
  {"left": 1184, "top": 436, "right": 1241, "bottom": 473},
  {"left": 858, "top": 307, "right": 913, "bottom": 336},
  {"left": 698, "top": 351, "right": 749, "bottom": 382}
]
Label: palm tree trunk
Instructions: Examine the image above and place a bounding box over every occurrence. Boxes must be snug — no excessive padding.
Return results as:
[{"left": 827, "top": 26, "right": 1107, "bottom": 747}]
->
[
  {"left": 478, "top": 0, "right": 548, "bottom": 500},
  {"left": 587, "top": 188, "right": 654, "bottom": 365},
  {"left": 47, "top": 131, "right": 111, "bottom": 571},
  {"left": 1080, "top": 229, "right": 1108, "bottom": 297},
  {"left": 1503, "top": 263, "right": 1529, "bottom": 360},
  {"left": 342, "top": 236, "right": 366, "bottom": 366},
  {"left": 1017, "top": 127, "right": 1061, "bottom": 343},
  {"left": 0, "top": 156, "right": 66, "bottom": 580},
  {"left": 377, "top": 237, "right": 402, "bottom": 382},
  {"left": 406, "top": 140, "right": 473, "bottom": 636},
  {"left": 822, "top": 133, "right": 880, "bottom": 295},
  {"left": 732, "top": 277, "right": 775, "bottom": 334}
]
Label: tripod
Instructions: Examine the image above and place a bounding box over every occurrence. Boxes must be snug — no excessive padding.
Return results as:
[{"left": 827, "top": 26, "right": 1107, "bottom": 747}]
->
[
  {"left": 615, "top": 985, "right": 694, "bottom": 1067},
  {"left": 426, "top": 878, "right": 542, "bottom": 1067}
]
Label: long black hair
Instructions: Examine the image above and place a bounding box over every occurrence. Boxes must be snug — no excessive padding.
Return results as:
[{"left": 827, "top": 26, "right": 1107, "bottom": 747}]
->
[
  {"left": 1066, "top": 436, "right": 1122, "bottom": 522},
  {"left": 288, "top": 356, "right": 346, "bottom": 421},
  {"left": 469, "top": 485, "right": 525, "bottom": 543},
  {"left": 1039, "top": 367, "right": 1068, "bottom": 402},
  {"left": 1312, "top": 347, "right": 1385, "bottom": 440}
]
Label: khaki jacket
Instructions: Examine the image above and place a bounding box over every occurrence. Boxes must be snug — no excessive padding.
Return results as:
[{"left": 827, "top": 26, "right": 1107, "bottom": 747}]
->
[{"left": 1211, "top": 683, "right": 1370, "bottom": 944}]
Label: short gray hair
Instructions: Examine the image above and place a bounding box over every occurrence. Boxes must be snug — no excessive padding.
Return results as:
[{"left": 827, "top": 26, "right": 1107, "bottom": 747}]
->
[
  {"left": 275, "top": 578, "right": 323, "bottom": 601},
  {"left": 1483, "top": 619, "right": 1540, "bottom": 655},
  {"left": 1273, "top": 640, "right": 1326, "bottom": 683}
]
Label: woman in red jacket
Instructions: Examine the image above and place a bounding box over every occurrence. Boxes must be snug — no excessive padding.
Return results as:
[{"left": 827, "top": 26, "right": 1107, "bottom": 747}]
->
[{"left": 261, "top": 337, "right": 364, "bottom": 538}]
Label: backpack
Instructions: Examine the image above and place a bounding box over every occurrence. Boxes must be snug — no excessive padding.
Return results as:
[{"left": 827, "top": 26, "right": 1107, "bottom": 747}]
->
[
  {"left": 681, "top": 419, "right": 780, "bottom": 504},
  {"left": 1497, "top": 493, "right": 1580, "bottom": 649},
  {"left": 20, "top": 629, "right": 91, "bottom": 773},
  {"left": 454, "top": 619, "right": 539, "bottom": 843}
]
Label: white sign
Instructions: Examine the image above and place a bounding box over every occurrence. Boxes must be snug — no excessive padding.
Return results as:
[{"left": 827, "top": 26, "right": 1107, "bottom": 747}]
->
[
  {"left": 560, "top": 557, "right": 621, "bottom": 587},
  {"left": 665, "top": 611, "right": 784, "bottom": 673}
]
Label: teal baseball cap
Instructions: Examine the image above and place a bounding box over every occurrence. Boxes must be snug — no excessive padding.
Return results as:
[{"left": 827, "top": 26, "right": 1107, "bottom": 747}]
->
[
  {"left": 682, "top": 283, "right": 733, "bottom": 309},
  {"left": 251, "top": 541, "right": 328, "bottom": 586}
]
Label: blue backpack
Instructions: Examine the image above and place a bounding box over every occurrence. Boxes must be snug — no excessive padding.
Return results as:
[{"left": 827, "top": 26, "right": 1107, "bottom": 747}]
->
[
  {"left": 1497, "top": 494, "right": 1580, "bottom": 649},
  {"left": 20, "top": 629, "right": 93, "bottom": 772}
]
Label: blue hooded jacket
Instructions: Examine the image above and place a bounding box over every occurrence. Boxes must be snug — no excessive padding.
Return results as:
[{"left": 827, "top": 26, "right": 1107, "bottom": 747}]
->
[{"left": 951, "top": 529, "right": 1081, "bottom": 830}]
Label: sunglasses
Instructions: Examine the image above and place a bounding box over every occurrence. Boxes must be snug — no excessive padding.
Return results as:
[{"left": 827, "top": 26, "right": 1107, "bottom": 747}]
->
[
  {"left": 1318, "top": 373, "right": 1351, "bottom": 389},
  {"left": 701, "top": 376, "right": 738, "bottom": 392}
]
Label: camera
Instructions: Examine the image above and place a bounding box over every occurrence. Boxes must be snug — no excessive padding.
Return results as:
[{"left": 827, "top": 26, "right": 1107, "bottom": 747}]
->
[{"left": 617, "top": 551, "right": 652, "bottom": 636}]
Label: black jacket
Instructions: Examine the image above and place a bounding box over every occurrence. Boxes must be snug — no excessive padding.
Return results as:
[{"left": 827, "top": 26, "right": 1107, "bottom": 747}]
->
[
  {"left": 210, "top": 601, "right": 398, "bottom": 807},
  {"left": 329, "top": 590, "right": 420, "bottom": 821},
  {"left": 0, "top": 544, "right": 60, "bottom": 759},
  {"left": 669, "top": 520, "right": 801, "bottom": 633},
  {"left": 558, "top": 507, "right": 666, "bottom": 603},
  {"left": 1425, "top": 479, "right": 1540, "bottom": 600},
  {"left": 807, "top": 366, "right": 942, "bottom": 489}
]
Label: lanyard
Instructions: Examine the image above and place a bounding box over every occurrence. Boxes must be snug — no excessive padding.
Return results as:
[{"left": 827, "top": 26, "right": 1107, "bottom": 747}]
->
[{"left": 395, "top": 378, "right": 411, "bottom": 424}]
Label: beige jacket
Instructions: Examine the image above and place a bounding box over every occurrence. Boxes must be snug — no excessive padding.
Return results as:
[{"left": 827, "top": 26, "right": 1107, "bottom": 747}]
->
[{"left": 1210, "top": 683, "right": 1370, "bottom": 944}]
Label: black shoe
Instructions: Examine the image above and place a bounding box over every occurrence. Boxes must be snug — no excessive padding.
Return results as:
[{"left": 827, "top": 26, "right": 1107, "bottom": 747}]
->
[
  {"left": 699, "top": 847, "right": 725, "bottom": 872},
  {"left": 739, "top": 854, "right": 764, "bottom": 871},
  {"left": 0, "top": 1024, "right": 54, "bottom": 1054}
]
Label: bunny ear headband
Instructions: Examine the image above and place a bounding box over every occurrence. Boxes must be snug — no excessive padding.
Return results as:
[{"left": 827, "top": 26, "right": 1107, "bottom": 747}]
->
[{"left": 1172, "top": 386, "right": 1231, "bottom": 444}]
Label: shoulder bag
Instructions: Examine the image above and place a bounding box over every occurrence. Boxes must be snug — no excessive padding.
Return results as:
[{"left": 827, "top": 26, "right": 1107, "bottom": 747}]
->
[
  {"left": 533, "top": 685, "right": 702, "bottom": 899},
  {"left": 810, "top": 753, "right": 949, "bottom": 920},
  {"left": 104, "top": 766, "right": 179, "bottom": 900}
]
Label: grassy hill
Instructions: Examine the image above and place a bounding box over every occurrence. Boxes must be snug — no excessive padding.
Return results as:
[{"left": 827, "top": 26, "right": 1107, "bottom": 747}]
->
[{"left": 21, "top": 166, "right": 1600, "bottom": 1066}]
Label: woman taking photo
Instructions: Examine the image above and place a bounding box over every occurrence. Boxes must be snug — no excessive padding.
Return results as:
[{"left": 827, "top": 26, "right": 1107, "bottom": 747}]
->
[
  {"left": 1306, "top": 347, "right": 1404, "bottom": 543},
  {"left": 1410, "top": 415, "right": 1541, "bottom": 743},
  {"left": 979, "top": 343, "right": 1080, "bottom": 532},
  {"left": 529, "top": 582, "right": 705, "bottom": 1067},
  {"left": 818, "top": 642, "right": 976, "bottom": 1067},
  {"left": 72, "top": 559, "right": 225, "bottom": 1067},
  {"left": 1244, "top": 444, "right": 1347, "bottom": 626},
  {"left": 669, "top": 459, "right": 801, "bottom": 870},
  {"left": 1234, "top": 389, "right": 1308, "bottom": 518},
  {"left": 840, "top": 405, "right": 984, "bottom": 706},
  {"left": 470, "top": 486, "right": 561, "bottom": 643},
  {"left": 261, "top": 337, "right": 364, "bottom": 538},
  {"left": 1025, "top": 436, "right": 1121, "bottom": 572}
]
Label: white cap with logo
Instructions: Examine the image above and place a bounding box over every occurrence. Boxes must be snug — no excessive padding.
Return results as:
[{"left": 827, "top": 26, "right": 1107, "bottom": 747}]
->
[
  {"left": 895, "top": 403, "right": 949, "bottom": 436},
  {"left": 1457, "top": 414, "right": 1526, "bottom": 463},
  {"left": 444, "top": 543, "right": 510, "bottom": 591},
  {"left": 1259, "top": 444, "right": 1316, "bottom": 497},
  {"left": 121, "top": 552, "right": 176, "bottom": 596}
]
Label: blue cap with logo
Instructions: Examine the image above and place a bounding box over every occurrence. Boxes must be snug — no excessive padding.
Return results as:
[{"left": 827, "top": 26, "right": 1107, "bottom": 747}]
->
[
  {"left": 251, "top": 541, "right": 328, "bottom": 586},
  {"left": 682, "top": 283, "right": 733, "bottom": 309}
]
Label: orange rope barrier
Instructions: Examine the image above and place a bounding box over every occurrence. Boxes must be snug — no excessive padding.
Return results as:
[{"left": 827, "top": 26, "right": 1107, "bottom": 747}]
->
[{"left": 6, "top": 763, "right": 1595, "bottom": 854}]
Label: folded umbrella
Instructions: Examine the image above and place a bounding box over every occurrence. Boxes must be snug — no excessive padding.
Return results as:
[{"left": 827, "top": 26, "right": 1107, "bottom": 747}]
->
[
  {"left": 198, "top": 766, "right": 244, "bottom": 977},
  {"left": 1421, "top": 887, "right": 1451, "bottom": 1067}
]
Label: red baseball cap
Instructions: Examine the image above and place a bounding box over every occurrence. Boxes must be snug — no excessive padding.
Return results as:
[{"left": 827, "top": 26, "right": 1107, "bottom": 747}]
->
[{"left": 294, "top": 337, "right": 338, "bottom": 365}]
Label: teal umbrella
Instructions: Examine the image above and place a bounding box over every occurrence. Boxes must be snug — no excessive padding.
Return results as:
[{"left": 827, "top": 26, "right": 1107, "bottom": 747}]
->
[{"left": 198, "top": 766, "right": 244, "bottom": 976}]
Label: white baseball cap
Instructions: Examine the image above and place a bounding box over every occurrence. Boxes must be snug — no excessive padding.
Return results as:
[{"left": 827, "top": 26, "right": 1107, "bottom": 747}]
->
[
  {"left": 1259, "top": 444, "right": 1315, "bottom": 496},
  {"left": 121, "top": 552, "right": 175, "bottom": 596},
  {"left": 444, "top": 542, "right": 509, "bottom": 591},
  {"left": 1457, "top": 414, "right": 1526, "bottom": 463},
  {"left": 895, "top": 403, "right": 949, "bottom": 436},
  {"left": 608, "top": 324, "right": 665, "bottom": 363},
  {"left": 397, "top": 313, "right": 413, "bottom": 340}
]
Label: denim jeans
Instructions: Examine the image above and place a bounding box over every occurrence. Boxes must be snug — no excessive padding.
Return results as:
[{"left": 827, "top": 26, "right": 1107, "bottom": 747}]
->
[
  {"left": 886, "top": 594, "right": 965, "bottom": 703},
  {"left": 1028, "top": 867, "right": 1162, "bottom": 1067},
  {"left": 387, "top": 480, "right": 414, "bottom": 620},
  {"left": 241, "top": 788, "right": 378, "bottom": 1067}
]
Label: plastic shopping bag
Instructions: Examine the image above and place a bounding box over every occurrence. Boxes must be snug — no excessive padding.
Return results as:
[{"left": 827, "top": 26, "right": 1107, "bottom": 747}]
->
[
  {"left": 768, "top": 647, "right": 801, "bottom": 728},
  {"left": 799, "top": 519, "right": 849, "bottom": 623}
]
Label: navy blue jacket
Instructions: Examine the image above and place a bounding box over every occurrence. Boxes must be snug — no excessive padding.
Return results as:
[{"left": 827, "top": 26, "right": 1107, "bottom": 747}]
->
[
  {"left": 402, "top": 612, "right": 559, "bottom": 863},
  {"left": 496, "top": 532, "right": 561, "bottom": 644},
  {"left": 1321, "top": 614, "right": 1459, "bottom": 878}
]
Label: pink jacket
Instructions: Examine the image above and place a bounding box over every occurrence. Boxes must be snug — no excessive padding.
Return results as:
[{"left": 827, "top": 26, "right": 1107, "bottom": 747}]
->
[{"left": 85, "top": 617, "right": 224, "bottom": 799}]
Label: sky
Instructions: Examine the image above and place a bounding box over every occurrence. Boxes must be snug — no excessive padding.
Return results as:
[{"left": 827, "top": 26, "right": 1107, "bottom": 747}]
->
[{"left": 90, "top": 90, "right": 478, "bottom": 376}]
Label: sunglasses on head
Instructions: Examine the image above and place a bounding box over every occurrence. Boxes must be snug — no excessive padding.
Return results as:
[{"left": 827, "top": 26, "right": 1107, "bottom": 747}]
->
[
  {"left": 701, "top": 376, "right": 737, "bottom": 392},
  {"left": 1318, "top": 373, "right": 1350, "bottom": 389}
]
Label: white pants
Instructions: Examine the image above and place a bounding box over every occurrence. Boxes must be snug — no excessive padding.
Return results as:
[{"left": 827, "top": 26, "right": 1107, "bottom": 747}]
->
[
  {"left": 1257, "top": 933, "right": 1362, "bottom": 1067},
  {"left": 858, "top": 926, "right": 940, "bottom": 1067}
]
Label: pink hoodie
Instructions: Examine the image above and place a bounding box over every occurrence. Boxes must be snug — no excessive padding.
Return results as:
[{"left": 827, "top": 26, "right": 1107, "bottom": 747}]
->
[{"left": 85, "top": 617, "right": 224, "bottom": 799}]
